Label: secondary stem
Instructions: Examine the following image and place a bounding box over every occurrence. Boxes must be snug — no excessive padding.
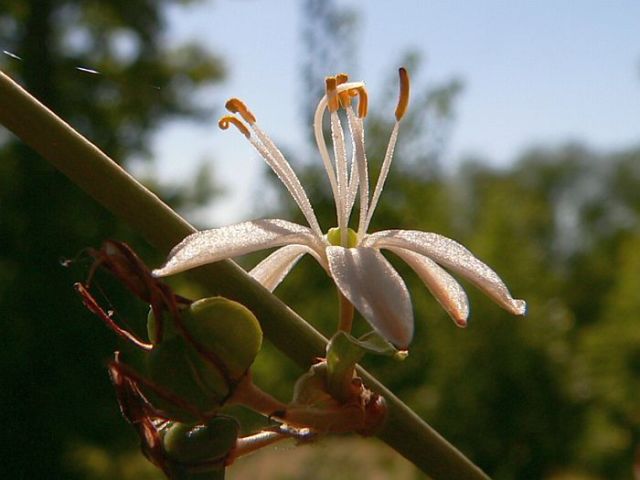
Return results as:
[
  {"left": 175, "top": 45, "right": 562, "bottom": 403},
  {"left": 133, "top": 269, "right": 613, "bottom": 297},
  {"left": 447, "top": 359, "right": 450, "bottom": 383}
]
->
[
  {"left": 172, "top": 468, "right": 225, "bottom": 480},
  {"left": 229, "top": 431, "right": 288, "bottom": 464},
  {"left": 338, "top": 291, "right": 354, "bottom": 333},
  {"left": 229, "top": 373, "right": 287, "bottom": 417}
]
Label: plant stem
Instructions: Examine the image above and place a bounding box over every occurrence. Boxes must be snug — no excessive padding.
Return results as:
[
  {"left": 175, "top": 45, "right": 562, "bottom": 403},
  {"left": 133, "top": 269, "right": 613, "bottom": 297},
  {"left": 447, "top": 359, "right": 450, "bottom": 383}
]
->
[
  {"left": 0, "top": 69, "right": 490, "bottom": 480},
  {"left": 231, "top": 431, "right": 287, "bottom": 462},
  {"left": 172, "top": 468, "right": 225, "bottom": 480}
]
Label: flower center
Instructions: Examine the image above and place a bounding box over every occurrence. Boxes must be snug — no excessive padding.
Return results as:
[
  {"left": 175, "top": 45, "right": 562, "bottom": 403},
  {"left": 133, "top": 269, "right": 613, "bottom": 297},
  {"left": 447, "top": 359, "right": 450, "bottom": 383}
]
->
[{"left": 327, "top": 227, "right": 358, "bottom": 248}]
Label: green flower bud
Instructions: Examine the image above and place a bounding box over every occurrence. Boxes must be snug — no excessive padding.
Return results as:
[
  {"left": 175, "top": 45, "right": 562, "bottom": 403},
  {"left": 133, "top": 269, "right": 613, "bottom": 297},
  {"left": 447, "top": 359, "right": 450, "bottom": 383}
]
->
[
  {"left": 163, "top": 416, "right": 239, "bottom": 465},
  {"left": 285, "top": 361, "right": 387, "bottom": 435},
  {"left": 146, "top": 336, "right": 228, "bottom": 421},
  {"left": 291, "top": 362, "right": 334, "bottom": 408},
  {"left": 147, "top": 309, "right": 178, "bottom": 344},
  {"left": 144, "top": 296, "right": 263, "bottom": 422},
  {"left": 184, "top": 297, "right": 263, "bottom": 380}
]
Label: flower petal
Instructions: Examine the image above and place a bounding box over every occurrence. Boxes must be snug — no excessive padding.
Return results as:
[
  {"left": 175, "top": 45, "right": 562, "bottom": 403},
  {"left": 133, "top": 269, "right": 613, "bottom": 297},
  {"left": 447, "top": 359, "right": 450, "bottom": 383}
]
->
[
  {"left": 326, "top": 246, "right": 414, "bottom": 349},
  {"left": 249, "top": 245, "right": 313, "bottom": 292},
  {"left": 154, "top": 219, "right": 323, "bottom": 277},
  {"left": 364, "top": 230, "right": 526, "bottom": 315},
  {"left": 387, "top": 246, "right": 469, "bottom": 327}
]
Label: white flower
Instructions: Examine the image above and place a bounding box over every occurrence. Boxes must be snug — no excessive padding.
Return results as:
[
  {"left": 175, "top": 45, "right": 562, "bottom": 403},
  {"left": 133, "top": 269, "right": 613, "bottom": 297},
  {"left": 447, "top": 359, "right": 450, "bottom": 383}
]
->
[{"left": 153, "top": 70, "right": 525, "bottom": 349}]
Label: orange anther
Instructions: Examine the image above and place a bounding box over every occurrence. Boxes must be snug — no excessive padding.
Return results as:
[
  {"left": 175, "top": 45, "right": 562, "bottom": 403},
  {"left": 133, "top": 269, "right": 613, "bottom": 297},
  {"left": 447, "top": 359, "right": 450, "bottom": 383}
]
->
[
  {"left": 354, "top": 87, "right": 368, "bottom": 118},
  {"left": 218, "top": 115, "right": 250, "bottom": 138},
  {"left": 336, "top": 73, "right": 352, "bottom": 107},
  {"left": 225, "top": 98, "right": 256, "bottom": 124},
  {"left": 325, "top": 77, "right": 339, "bottom": 113},
  {"left": 338, "top": 91, "right": 352, "bottom": 108},
  {"left": 395, "top": 67, "right": 410, "bottom": 121}
]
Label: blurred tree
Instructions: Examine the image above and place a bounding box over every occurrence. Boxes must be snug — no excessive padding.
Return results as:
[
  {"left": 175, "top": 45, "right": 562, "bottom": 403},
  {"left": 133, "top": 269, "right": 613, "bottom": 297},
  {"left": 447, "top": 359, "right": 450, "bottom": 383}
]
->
[
  {"left": 575, "top": 232, "right": 640, "bottom": 476},
  {"left": 0, "top": 2, "right": 224, "bottom": 478},
  {"left": 421, "top": 158, "right": 581, "bottom": 479},
  {"left": 570, "top": 147, "right": 640, "bottom": 478}
]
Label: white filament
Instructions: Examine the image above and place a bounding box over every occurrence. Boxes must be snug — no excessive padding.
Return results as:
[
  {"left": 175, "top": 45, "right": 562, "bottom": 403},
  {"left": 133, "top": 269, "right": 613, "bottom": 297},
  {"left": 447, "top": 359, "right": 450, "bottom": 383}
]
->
[
  {"left": 247, "top": 123, "right": 323, "bottom": 238},
  {"left": 313, "top": 81, "right": 365, "bottom": 240},
  {"left": 364, "top": 121, "right": 400, "bottom": 233},
  {"left": 345, "top": 108, "right": 370, "bottom": 240},
  {"left": 330, "top": 110, "right": 349, "bottom": 244},
  {"left": 344, "top": 106, "right": 361, "bottom": 223}
]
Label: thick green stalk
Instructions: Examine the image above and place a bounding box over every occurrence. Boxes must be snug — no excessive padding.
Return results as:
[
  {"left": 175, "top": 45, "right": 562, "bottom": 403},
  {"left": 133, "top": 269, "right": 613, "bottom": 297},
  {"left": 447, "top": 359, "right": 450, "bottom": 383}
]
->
[
  {"left": 171, "top": 468, "right": 225, "bottom": 480},
  {"left": 0, "top": 70, "right": 489, "bottom": 480}
]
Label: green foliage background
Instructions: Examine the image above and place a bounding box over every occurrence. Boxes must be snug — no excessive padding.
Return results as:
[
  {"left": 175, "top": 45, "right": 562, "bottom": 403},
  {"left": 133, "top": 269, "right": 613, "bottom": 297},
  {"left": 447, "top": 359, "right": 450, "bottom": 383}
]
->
[
  {"left": 0, "top": 1, "right": 224, "bottom": 478},
  {"left": 1, "top": 2, "right": 639, "bottom": 479}
]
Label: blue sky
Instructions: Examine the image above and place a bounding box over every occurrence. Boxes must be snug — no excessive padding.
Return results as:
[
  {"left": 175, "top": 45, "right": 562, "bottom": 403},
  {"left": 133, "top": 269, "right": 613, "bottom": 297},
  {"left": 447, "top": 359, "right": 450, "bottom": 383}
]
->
[{"left": 144, "top": 0, "right": 640, "bottom": 225}]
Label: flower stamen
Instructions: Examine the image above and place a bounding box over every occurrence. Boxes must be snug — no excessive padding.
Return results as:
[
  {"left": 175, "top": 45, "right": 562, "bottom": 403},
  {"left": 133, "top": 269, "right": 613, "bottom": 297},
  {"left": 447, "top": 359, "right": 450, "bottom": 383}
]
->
[
  {"left": 218, "top": 115, "right": 250, "bottom": 138},
  {"left": 325, "top": 77, "right": 340, "bottom": 113},
  {"left": 344, "top": 106, "right": 369, "bottom": 239},
  {"left": 313, "top": 80, "right": 366, "bottom": 217},
  {"left": 225, "top": 98, "right": 256, "bottom": 124},
  {"left": 344, "top": 104, "right": 361, "bottom": 216},
  {"left": 395, "top": 67, "right": 410, "bottom": 121},
  {"left": 353, "top": 87, "right": 368, "bottom": 119},
  {"left": 364, "top": 68, "right": 410, "bottom": 233},
  {"left": 336, "top": 74, "right": 352, "bottom": 107},
  {"left": 336, "top": 73, "right": 349, "bottom": 85},
  {"left": 220, "top": 100, "right": 324, "bottom": 238}
]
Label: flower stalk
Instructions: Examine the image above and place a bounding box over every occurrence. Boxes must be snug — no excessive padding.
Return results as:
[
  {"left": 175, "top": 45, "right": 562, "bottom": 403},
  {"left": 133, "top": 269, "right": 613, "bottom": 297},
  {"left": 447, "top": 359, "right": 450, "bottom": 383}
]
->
[
  {"left": 228, "top": 373, "right": 287, "bottom": 417},
  {"left": 330, "top": 292, "right": 356, "bottom": 401},
  {"left": 0, "top": 69, "right": 490, "bottom": 479},
  {"left": 338, "top": 291, "right": 355, "bottom": 333}
]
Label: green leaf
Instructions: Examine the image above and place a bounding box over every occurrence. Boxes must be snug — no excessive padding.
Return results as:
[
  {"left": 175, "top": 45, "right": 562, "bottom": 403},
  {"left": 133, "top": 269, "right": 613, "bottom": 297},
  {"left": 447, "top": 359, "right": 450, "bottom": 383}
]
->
[
  {"left": 325, "top": 332, "right": 362, "bottom": 402},
  {"left": 354, "top": 331, "right": 407, "bottom": 359},
  {"left": 326, "top": 331, "right": 404, "bottom": 402}
]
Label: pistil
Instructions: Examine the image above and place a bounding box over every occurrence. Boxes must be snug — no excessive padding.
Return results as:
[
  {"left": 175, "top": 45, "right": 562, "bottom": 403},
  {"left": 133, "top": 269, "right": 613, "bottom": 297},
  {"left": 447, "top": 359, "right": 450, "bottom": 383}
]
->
[{"left": 326, "top": 76, "right": 349, "bottom": 246}]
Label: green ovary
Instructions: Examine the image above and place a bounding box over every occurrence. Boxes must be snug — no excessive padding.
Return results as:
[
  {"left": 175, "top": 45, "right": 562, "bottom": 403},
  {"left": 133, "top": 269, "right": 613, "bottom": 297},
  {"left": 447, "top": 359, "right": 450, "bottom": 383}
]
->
[{"left": 327, "top": 227, "right": 358, "bottom": 248}]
